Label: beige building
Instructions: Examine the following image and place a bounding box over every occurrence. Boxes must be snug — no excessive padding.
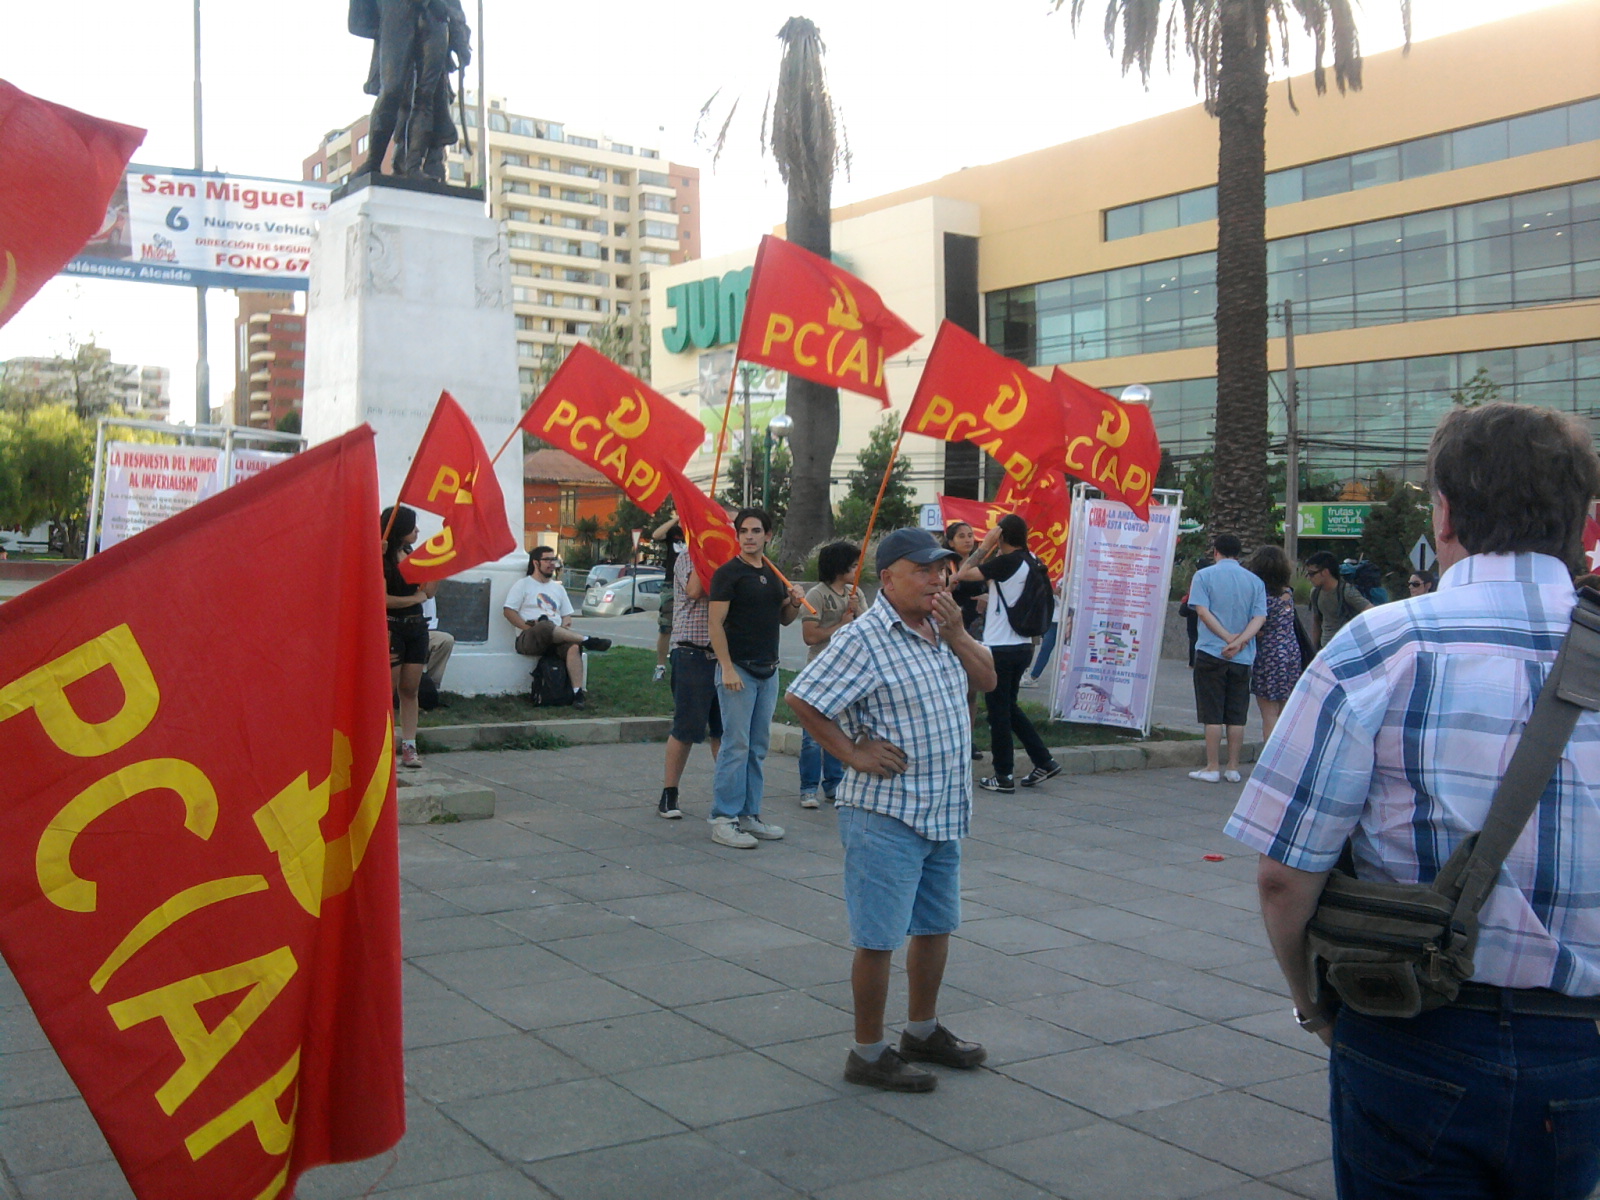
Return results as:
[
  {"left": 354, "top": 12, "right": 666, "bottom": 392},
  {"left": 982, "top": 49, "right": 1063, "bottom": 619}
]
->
[
  {"left": 652, "top": 3, "right": 1599, "bottom": 501},
  {"left": 2, "top": 349, "right": 170, "bottom": 421},
  {"left": 303, "top": 99, "right": 700, "bottom": 395}
]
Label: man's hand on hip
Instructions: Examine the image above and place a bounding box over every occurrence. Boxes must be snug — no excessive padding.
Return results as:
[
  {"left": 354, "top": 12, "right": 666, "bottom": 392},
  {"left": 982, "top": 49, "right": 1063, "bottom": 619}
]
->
[{"left": 849, "top": 736, "right": 908, "bottom": 778}]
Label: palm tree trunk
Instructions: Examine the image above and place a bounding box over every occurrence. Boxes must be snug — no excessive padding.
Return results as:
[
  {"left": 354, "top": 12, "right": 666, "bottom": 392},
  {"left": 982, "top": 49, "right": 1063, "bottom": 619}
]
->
[
  {"left": 1210, "top": 0, "right": 1272, "bottom": 550},
  {"left": 779, "top": 190, "right": 838, "bottom": 571}
]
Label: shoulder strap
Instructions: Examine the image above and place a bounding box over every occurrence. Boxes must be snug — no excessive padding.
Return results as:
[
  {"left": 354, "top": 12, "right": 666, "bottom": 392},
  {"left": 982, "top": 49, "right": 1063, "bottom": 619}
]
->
[
  {"left": 993, "top": 552, "right": 1029, "bottom": 616},
  {"left": 1450, "top": 590, "right": 1600, "bottom": 920}
]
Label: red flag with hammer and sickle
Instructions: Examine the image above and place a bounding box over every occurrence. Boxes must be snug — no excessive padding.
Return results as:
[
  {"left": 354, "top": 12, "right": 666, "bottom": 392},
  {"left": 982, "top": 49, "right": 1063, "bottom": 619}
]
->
[
  {"left": 662, "top": 463, "right": 739, "bottom": 591},
  {"left": 396, "top": 391, "right": 518, "bottom": 582},
  {"left": 902, "top": 321, "right": 1065, "bottom": 492},
  {"left": 1052, "top": 367, "right": 1161, "bottom": 521},
  {"left": 996, "top": 471, "right": 1073, "bottom": 581},
  {"left": 0, "top": 82, "right": 144, "bottom": 328},
  {"left": 736, "top": 235, "right": 920, "bottom": 406},
  {"left": 0, "top": 427, "right": 404, "bottom": 1200},
  {"left": 519, "top": 344, "right": 702, "bottom": 514}
]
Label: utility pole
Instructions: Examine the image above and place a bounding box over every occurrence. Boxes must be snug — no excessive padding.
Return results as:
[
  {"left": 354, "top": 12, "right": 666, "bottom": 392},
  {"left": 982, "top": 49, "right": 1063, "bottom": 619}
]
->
[
  {"left": 741, "top": 367, "right": 752, "bottom": 508},
  {"left": 1283, "top": 299, "right": 1300, "bottom": 564},
  {"left": 193, "top": 0, "right": 209, "bottom": 427}
]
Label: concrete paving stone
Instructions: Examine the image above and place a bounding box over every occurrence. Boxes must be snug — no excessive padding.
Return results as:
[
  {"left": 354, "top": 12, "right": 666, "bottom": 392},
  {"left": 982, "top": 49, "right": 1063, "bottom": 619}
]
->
[
  {"left": 544, "top": 925, "right": 709, "bottom": 973},
  {"left": 524, "top": 1132, "right": 801, "bottom": 1200},
  {"left": 1247, "top": 1071, "right": 1332, "bottom": 1121},
  {"left": 597, "top": 891, "right": 746, "bottom": 927},
  {"left": 1118, "top": 965, "right": 1287, "bottom": 1022},
  {"left": 1018, "top": 983, "right": 1203, "bottom": 1043},
  {"left": 538, "top": 817, "right": 662, "bottom": 853},
  {"left": 0, "top": 1008, "right": 48, "bottom": 1056},
  {"left": 443, "top": 1077, "right": 686, "bottom": 1163},
  {"left": 295, "top": 1098, "right": 513, "bottom": 1198},
  {"left": 0, "top": 1098, "right": 111, "bottom": 1177},
  {"left": 375, "top": 1170, "right": 557, "bottom": 1199},
  {"left": 401, "top": 987, "right": 519, "bottom": 1050},
  {"left": 475, "top": 849, "right": 615, "bottom": 881},
  {"left": 612, "top": 1049, "right": 836, "bottom": 1126},
  {"left": 802, "top": 979, "right": 989, "bottom": 1022},
  {"left": 399, "top": 890, "right": 469, "bottom": 922},
  {"left": 1128, "top": 1024, "right": 1329, "bottom": 1088},
  {"left": 644, "top": 858, "right": 776, "bottom": 892},
  {"left": 1124, "top": 862, "right": 1246, "bottom": 896},
  {"left": 1266, "top": 1158, "right": 1337, "bottom": 1200},
  {"left": 489, "top": 903, "right": 640, "bottom": 944},
  {"left": 1045, "top": 843, "right": 1160, "bottom": 875},
  {"left": 1026, "top": 941, "right": 1185, "bottom": 987},
  {"left": 816, "top": 1155, "right": 1057, "bottom": 1200},
  {"left": 1213, "top": 958, "right": 1300, "bottom": 995},
  {"left": 539, "top": 1009, "right": 742, "bottom": 1075},
  {"left": 1224, "top": 1012, "right": 1332, "bottom": 1060},
  {"left": 1197, "top": 882, "right": 1268, "bottom": 911},
  {"left": 983, "top": 1120, "right": 1247, "bottom": 1200},
  {"left": 0, "top": 1050, "right": 76, "bottom": 1109},
  {"left": 925, "top": 1004, "right": 1095, "bottom": 1067},
  {"left": 746, "top": 847, "right": 847, "bottom": 880},
  {"left": 14, "top": 1160, "right": 132, "bottom": 1200},
  {"left": 680, "top": 988, "right": 851, "bottom": 1048},
  {"left": 602, "top": 958, "right": 785, "bottom": 1008},
  {"left": 703, "top": 1098, "right": 960, "bottom": 1193},
  {"left": 1126, "top": 928, "right": 1274, "bottom": 971},
  {"left": 404, "top": 1031, "right": 592, "bottom": 1103},
  {"left": 0, "top": 969, "right": 26, "bottom": 1010},
  {"left": 402, "top": 914, "right": 528, "bottom": 959},
  {"left": 729, "top": 940, "right": 854, "bottom": 988},
  {"left": 972, "top": 852, "right": 1093, "bottom": 889},
  {"left": 401, "top": 857, "right": 530, "bottom": 892},
  {"left": 954, "top": 915, "right": 1086, "bottom": 955},
  {"left": 998, "top": 1045, "right": 1220, "bottom": 1118},
  {"left": 542, "top": 867, "right": 679, "bottom": 902},
  {"left": 592, "top": 840, "right": 720, "bottom": 871},
  {"left": 959, "top": 881, "right": 1081, "bottom": 916},
  {"left": 937, "top": 947, "right": 1087, "bottom": 1005},
  {"left": 428, "top": 881, "right": 576, "bottom": 916},
  {"left": 411, "top": 942, "right": 587, "bottom": 993},
  {"left": 754, "top": 1032, "right": 865, "bottom": 1093},
  {"left": 700, "top": 878, "right": 847, "bottom": 927},
  {"left": 1033, "top": 904, "right": 1181, "bottom": 944},
  {"left": 476, "top": 975, "right": 659, "bottom": 1031},
  {"left": 663, "top": 916, "right": 824, "bottom": 958},
  {"left": 860, "top": 1065, "right": 1098, "bottom": 1151},
  {"left": 1194, "top": 1184, "right": 1302, "bottom": 1200},
  {"left": 1128, "top": 1091, "right": 1331, "bottom": 1177}
]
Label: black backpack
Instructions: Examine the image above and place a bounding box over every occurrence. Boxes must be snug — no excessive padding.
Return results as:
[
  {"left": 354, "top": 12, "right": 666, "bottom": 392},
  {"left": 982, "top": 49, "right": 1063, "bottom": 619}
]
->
[
  {"left": 529, "top": 651, "right": 573, "bottom": 707},
  {"left": 1338, "top": 559, "right": 1389, "bottom": 607},
  {"left": 996, "top": 552, "right": 1054, "bottom": 638}
]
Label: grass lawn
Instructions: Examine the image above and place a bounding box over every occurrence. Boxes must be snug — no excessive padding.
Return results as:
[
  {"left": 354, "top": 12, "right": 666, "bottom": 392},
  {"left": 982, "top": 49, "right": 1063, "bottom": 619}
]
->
[{"left": 422, "top": 646, "right": 1196, "bottom": 751}]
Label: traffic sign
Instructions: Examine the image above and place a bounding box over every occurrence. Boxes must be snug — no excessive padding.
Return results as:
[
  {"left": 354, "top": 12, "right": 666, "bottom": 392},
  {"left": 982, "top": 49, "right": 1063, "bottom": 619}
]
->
[{"left": 1410, "top": 535, "right": 1436, "bottom": 572}]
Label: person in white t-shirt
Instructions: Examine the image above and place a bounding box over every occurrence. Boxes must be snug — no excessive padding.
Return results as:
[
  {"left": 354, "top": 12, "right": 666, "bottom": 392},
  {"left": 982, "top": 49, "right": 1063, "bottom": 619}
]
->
[{"left": 502, "top": 547, "right": 611, "bottom": 707}]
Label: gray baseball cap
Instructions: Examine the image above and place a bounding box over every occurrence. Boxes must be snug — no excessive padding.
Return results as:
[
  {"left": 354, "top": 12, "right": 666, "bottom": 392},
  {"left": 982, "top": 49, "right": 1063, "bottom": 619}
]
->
[{"left": 876, "top": 527, "right": 960, "bottom": 573}]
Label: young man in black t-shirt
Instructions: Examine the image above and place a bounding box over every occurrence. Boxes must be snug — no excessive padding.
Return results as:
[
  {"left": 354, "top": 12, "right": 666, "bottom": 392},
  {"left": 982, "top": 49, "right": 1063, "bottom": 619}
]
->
[{"left": 707, "top": 507, "right": 806, "bottom": 849}]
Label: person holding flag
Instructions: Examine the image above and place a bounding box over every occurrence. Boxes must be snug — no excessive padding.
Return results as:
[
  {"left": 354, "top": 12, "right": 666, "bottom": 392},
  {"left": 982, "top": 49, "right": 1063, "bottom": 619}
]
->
[{"left": 382, "top": 505, "right": 432, "bottom": 769}]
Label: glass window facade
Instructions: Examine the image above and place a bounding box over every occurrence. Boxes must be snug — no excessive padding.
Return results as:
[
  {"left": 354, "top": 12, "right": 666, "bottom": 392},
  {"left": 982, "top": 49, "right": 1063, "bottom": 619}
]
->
[
  {"left": 1103, "top": 97, "right": 1600, "bottom": 240},
  {"left": 992, "top": 182, "right": 1599, "bottom": 364}
]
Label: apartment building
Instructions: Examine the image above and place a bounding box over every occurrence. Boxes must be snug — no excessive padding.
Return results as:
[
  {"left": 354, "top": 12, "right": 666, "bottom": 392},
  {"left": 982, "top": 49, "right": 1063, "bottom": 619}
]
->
[
  {"left": 2, "top": 350, "right": 171, "bottom": 421},
  {"left": 232, "top": 292, "right": 305, "bottom": 430}
]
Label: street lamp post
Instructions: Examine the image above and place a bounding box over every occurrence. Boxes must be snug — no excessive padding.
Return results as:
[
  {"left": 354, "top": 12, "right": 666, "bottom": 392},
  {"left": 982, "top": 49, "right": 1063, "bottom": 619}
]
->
[{"left": 764, "top": 413, "right": 793, "bottom": 512}]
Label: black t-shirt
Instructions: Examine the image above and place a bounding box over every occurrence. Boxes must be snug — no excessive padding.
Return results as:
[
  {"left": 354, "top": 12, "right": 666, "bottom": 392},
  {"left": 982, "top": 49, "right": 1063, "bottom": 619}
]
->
[
  {"left": 384, "top": 558, "right": 422, "bottom": 618},
  {"left": 710, "top": 556, "right": 785, "bottom": 667},
  {"left": 952, "top": 579, "right": 985, "bottom": 629}
]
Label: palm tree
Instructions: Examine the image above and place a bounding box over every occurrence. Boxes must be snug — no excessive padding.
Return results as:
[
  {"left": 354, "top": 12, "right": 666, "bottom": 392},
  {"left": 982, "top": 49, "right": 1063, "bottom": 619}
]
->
[
  {"left": 1064, "top": 0, "right": 1408, "bottom": 548},
  {"left": 702, "top": 17, "right": 846, "bottom": 571}
]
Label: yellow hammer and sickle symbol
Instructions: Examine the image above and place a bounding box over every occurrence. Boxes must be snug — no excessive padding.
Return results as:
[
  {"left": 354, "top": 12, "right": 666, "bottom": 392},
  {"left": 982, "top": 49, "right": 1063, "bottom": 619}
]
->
[
  {"left": 0, "top": 251, "right": 17, "bottom": 314},
  {"left": 984, "top": 374, "right": 1030, "bottom": 431},
  {"left": 825, "top": 279, "right": 862, "bottom": 331},
  {"left": 411, "top": 527, "right": 457, "bottom": 566},
  {"left": 1096, "top": 403, "right": 1131, "bottom": 448},
  {"left": 607, "top": 391, "right": 651, "bottom": 439}
]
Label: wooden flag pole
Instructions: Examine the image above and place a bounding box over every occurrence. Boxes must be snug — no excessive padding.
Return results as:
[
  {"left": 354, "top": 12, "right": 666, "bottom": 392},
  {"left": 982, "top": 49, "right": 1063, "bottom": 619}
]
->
[
  {"left": 848, "top": 425, "right": 907, "bottom": 597},
  {"left": 489, "top": 424, "right": 520, "bottom": 466},
  {"left": 763, "top": 555, "right": 818, "bottom": 615},
  {"left": 708, "top": 363, "right": 740, "bottom": 502}
]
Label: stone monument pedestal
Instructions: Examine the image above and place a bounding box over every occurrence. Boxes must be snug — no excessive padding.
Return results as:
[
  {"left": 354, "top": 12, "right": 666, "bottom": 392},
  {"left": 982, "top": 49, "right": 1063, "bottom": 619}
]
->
[{"left": 303, "top": 182, "right": 531, "bottom": 697}]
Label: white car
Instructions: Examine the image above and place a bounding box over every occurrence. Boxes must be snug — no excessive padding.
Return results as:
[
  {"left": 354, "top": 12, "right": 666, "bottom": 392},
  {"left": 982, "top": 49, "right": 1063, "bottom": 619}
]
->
[{"left": 582, "top": 569, "right": 666, "bottom": 617}]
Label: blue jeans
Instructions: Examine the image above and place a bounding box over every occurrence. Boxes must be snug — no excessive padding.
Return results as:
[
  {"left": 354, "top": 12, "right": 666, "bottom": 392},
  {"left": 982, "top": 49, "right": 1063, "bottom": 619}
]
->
[
  {"left": 1330, "top": 1005, "right": 1600, "bottom": 1199},
  {"left": 798, "top": 728, "right": 844, "bottom": 796},
  {"left": 1029, "top": 625, "right": 1058, "bottom": 679},
  {"left": 712, "top": 664, "right": 778, "bottom": 820},
  {"left": 837, "top": 806, "right": 961, "bottom": 950}
]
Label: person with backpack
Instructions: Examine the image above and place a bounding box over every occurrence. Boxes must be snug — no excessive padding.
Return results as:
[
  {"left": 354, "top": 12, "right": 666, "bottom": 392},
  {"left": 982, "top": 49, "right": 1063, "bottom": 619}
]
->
[
  {"left": 954, "top": 513, "right": 1060, "bottom": 793},
  {"left": 1186, "top": 533, "right": 1267, "bottom": 784},
  {"left": 1305, "top": 549, "right": 1372, "bottom": 649}
]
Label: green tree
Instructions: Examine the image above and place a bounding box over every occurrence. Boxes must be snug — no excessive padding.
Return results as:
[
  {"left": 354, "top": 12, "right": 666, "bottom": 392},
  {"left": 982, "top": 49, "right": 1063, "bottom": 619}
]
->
[
  {"left": 717, "top": 440, "right": 792, "bottom": 528},
  {"left": 1450, "top": 368, "right": 1500, "bottom": 409},
  {"left": 0, "top": 405, "right": 94, "bottom": 555},
  {"left": 275, "top": 410, "right": 302, "bottom": 435},
  {"left": 834, "top": 416, "right": 915, "bottom": 546},
  {"left": 1359, "top": 480, "right": 1432, "bottom": 594},
  {"left": 604, "top": 494, "right": 663, "bottom": 561},
  {"left": 1063, "top": 0, "right": 1409, "bottom": 549}
]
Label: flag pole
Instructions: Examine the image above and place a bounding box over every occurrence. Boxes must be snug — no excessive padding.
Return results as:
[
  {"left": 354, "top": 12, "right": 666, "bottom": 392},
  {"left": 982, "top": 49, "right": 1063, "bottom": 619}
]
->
[
  {"left": 763, "top": 555, "right": 818, "bottom": 615},
  {"left": 489, "top": 425, "right": 519, "bottom": 466},
  {"left": 848, "top": 426, "right": 907, "bottom": 597},
  {"left": 708, "top": 362, "right": 739, "bottom": 502}
]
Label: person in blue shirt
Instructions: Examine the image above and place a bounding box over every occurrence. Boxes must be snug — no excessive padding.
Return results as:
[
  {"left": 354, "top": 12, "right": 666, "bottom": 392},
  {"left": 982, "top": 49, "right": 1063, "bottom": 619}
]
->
[{"left": 1186, "top": 533, "right": 1267, "bottom": 783}]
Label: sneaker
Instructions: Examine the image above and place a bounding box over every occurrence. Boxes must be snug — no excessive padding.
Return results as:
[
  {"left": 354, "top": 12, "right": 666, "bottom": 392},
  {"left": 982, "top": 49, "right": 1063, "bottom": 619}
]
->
[
  {"left": 1020, "top": 675, "right": 1040, "bottom": 689},
  {"left": 652, "top": 664, "right": 667, "bottom": 681},
  {"left": 971, "top": 748, "right": 984, "bottom": 761},
  {"left": 1223, "top": 769, "right": 1242, "bottom": 783},
  {"left": 844, "top": 1047, "right": 937, "bottom": 1093},
  {"left": 738, "top": 816, "right": 785, "bottom": 840},
  {"left": 978, "top": 775, "right": 1015, "bottom": 794},
  {"left": 1020, "top": 761, "right": 1063, "bottom": 788},
  {"left": 572, "top": 689, "right": 586, "bottom": 710},
  {"left": 400, "top": 743, "right": 423, "bottom": 770},
  {"left": 583, "top": 636, "right": 612, "bottom": 652},
  {"left": 822, "top": 786, "right": 837, "bottom": 802},
  {"left": 799, "top": 792, "right": 820, "bottom": 809},
  {"left": 1188, "top": 769, "right": 1222, "bottom": 783},
  {"left": 899, "top": 1024, "right": 987, "bottom": 1069},
  {"left": 709, "top": 816, "right": 757, "bottom": 849},
  {"left": 657, "top": 789, "right": 682, "bottom": 819}
]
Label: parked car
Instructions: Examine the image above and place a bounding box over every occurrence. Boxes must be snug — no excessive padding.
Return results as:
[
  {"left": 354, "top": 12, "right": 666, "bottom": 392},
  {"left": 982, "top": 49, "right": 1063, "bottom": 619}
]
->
[
  {"left": 582, "top": 562, "right": 660, "bottom": 590},
  {"left": 582, "top": 568, "right": 665, "bottom": 617}
]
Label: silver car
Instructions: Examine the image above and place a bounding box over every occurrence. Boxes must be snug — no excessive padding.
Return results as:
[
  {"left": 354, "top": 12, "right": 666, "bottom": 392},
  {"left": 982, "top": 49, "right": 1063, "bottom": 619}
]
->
[{"left": 582, "top": 569, "right": 666, "bottom": 617}]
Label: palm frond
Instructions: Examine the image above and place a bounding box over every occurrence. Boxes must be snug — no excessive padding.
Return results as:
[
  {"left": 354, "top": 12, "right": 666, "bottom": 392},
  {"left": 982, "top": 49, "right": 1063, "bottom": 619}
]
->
[{"left": 770, "top": 16, "right": 841, "bottom": 208}]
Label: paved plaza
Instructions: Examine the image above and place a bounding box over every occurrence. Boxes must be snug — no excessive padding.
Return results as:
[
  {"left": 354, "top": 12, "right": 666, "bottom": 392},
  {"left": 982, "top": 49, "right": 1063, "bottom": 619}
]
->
[{"left": 0, "top": 734, "right": 1361, "bottom": 1200}]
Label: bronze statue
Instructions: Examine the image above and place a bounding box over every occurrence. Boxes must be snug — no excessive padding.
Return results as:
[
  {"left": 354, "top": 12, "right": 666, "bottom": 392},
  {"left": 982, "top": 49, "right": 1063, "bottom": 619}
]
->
[{"left": 349, "top": 0, "right": 472, "bottom": 182}]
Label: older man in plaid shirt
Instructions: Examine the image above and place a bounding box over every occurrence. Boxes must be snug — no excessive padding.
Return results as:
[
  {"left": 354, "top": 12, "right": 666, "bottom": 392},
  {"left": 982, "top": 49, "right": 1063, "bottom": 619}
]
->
[
  {"left": 1227, "top": 403, "right": 1600, "bottom": 1199},
  {"left": 786, "top": 528, "right": 997, "bottom": 1093}
]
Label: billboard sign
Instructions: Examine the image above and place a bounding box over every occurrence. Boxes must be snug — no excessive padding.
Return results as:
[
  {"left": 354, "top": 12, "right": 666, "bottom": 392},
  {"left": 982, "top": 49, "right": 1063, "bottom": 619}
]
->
[
  {"left": 65, "top": 165, "right": 332, "bottom": 291},
  {"left": 100, "top": 443, "right": 296, "bottom": 549},
  {"left": 1296, "top": 502, "right": 1370, "bottom": 538}
]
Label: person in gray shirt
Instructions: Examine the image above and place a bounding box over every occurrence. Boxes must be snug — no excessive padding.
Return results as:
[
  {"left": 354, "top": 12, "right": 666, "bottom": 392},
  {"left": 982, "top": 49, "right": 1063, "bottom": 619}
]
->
[{"left": 1305, "top": 550, "right": 1371, "bottom": 649}]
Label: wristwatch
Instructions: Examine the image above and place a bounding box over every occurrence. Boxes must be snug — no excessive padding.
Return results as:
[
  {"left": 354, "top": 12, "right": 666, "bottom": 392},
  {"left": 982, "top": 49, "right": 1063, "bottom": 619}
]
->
[{"left": 1293, "top": 1006, "right": 1330, "bottom": 1033}]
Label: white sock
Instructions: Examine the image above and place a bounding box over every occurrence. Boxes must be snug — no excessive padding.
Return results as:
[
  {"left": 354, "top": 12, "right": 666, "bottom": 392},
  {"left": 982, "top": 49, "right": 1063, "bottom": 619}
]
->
[
  {"left": 852, "top": 1040, "right": 889, "bottom": 1062},
  {"left": 905, "top": 1018, "right": 938, "bottom": 1040}
]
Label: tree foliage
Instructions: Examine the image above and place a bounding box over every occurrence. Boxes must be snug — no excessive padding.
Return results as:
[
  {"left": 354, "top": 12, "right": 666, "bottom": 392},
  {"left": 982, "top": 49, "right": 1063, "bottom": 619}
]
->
[
  {"left": 1450, "top": 368, "right": 1501, "bottom": 409},
  {"left": 0, "top": 405, "right": 95, "bottom": 553},
  {"left": 834, "top": 416, "right": 915, "bottom": 546},
  {"left": 1360, "top": 481, "right": 1433, "bottom": 594},
  {"left": 717, "top": 441, "right": 792, "bottom": 528}
]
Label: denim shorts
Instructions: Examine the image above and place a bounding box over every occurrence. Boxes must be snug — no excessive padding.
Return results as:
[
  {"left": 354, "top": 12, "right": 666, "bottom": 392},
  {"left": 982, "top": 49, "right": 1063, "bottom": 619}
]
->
[
  {"left": 837, "top": 806, "right": 961, "bottom": 951},
  {"left": 669, "top": 645, "right": 722, "bottom": 743}
]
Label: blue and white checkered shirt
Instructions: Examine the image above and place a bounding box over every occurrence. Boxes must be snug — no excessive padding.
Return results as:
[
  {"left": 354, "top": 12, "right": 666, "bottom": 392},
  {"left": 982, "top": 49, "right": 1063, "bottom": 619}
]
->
[
  {"left": 786, "top": 593, "right": 973, "bottom": 841},
  {"left": 1226, "top": 552, "right": 1600, "bottom": 995}
]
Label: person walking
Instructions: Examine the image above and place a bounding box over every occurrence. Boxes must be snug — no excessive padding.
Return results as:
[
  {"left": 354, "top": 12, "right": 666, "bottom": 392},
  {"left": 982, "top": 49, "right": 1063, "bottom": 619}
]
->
[
  {"left": 1227, "top": 402, "right": 1600, "bottom": 1198},
  {"left": 1186, "top": 533, "right": 1267, "bottom": 783},
  {"left": 656, "top": 532, "right": 721, "bottom": 820},
  {"left": 1243, "top": 544, "right": 1302, "bottom": 743},
  {"left": 786, "top": 528, "right": 997, "bottom": 1092},
  {"left": 706, "top": 508, "right": 806, "bottom": 849},
  {"left": 1305, "top": 549, "right": 1371, "bottom": 649},
  {"left": 797, "top": 540, "right": 866, "bottom": 808}
]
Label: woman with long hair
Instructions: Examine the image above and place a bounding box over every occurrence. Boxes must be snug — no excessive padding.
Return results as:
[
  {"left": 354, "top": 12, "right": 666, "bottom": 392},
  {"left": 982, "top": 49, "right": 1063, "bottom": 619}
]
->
[
  {"left": 1407, "top": 569, "right": 1438, "bottom": 596},
  {"left": 945, "top": 521, "right": 986, "bottom": 760},
  {"left": 1245, "top": 544, "right": 1303, "bottom": 743},
  {"left": 382, "top": 505, "right": 433, "bottom": 769}
]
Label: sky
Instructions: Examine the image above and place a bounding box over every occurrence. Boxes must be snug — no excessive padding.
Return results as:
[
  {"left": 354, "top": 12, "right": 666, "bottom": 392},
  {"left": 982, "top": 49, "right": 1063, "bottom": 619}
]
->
[{"left": 0, "top": 0, "right": 1574, "bottom": 422}]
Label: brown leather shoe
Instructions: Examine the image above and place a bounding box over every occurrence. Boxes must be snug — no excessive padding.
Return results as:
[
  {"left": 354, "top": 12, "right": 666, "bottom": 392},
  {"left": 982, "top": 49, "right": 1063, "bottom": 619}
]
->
[
  {"left": 843, "top": 1047, "right": 937, "bottom": 1092},
  {"left": 899, "top": 1024, "right": 987, "bottom": 1069}
]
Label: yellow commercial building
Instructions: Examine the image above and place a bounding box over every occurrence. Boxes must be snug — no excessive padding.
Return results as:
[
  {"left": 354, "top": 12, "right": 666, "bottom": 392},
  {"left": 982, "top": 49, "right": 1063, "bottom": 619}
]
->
[{"left": 651, "top": 2, "right": 1599, "bottom": 502}]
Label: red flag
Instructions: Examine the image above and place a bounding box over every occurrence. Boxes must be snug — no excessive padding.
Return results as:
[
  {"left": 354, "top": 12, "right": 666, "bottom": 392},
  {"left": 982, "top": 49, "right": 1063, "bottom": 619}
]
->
[
  {"left": 902, "top": 321, "right": 1065, "bottom": 490},
  {"left": 1052, "top": 367, "right": 1161, "bottom": 521},
  {"left": 937, "top": 494, "right": 1006, "bottom": 537},
  {"left": 396, "top": 390, "right": 518, "bottom": 582},
  {"left": 0, "top": 82, "right": 145, "bottom": 328},
  {"left": 519, "top": 344, "right": 701, "bottom": 513},
  {"left": 663, "top": 463, "right": 738, "bottom": 590},
  {"left": 0, "top": 429, "right": 403, "bottom": 1200},
  {"left": 736, "top": 235, "right": 920, "bottom": 406},
  {"left": 997, "top": 472, "right": 1073, "bottom": 581}
]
